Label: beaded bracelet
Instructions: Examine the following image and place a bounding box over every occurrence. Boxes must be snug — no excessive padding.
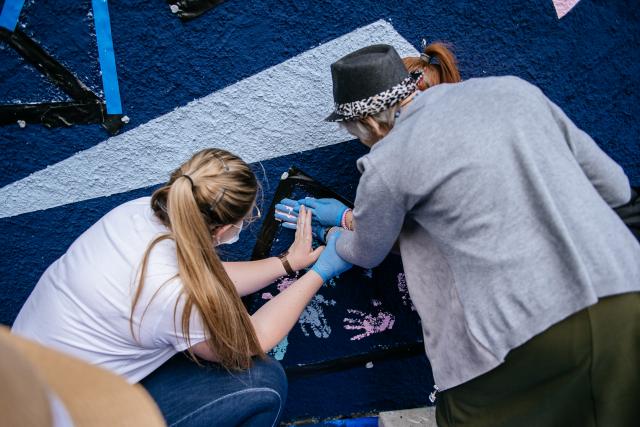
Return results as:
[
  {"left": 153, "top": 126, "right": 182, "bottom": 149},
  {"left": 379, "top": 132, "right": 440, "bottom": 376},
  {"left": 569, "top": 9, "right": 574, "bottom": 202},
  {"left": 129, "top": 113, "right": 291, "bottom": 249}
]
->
[{"left": 341, "top": 208, "right": 353, "bottom": 230}]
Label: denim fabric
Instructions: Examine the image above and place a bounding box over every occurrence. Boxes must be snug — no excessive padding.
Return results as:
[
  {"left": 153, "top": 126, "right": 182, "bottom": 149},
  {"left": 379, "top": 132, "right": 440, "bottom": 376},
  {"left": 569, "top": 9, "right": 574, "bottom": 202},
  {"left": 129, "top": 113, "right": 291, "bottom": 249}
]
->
[{"left": 141, "top": 354, "right": 287, "bottom": 427}]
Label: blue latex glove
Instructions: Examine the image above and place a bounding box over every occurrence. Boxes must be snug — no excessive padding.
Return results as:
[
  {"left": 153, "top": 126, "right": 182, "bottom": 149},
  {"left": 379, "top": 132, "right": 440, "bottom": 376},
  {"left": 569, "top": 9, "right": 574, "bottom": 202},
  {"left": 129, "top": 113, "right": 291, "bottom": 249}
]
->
[
  {"left": 274, "top": 198, "right": 301, "bottom": 227},
  {"left": 311, "top": 229, "right": 353, "bottom": 282},
  {"left": 299, "top": 197, "right": 348, "bottom": 227},
  {"left": 275, "top": 198, "right": 327, "bottom": 241}
]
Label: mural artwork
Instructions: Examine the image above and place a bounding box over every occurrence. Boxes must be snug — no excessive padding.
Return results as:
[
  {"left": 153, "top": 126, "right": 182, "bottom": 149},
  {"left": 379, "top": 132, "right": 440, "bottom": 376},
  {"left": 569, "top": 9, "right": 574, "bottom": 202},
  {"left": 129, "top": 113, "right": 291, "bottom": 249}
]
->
[{"left": 1, "top": 0, "right": 637, "bottom": 421}]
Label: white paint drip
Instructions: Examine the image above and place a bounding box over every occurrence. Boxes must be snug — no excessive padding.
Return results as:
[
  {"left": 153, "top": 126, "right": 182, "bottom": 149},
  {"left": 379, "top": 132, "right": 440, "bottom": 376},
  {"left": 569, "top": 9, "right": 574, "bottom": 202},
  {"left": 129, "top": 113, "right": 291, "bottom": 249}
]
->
[{"left": 0, "top": 19, "right": 417, "bottom": 219}]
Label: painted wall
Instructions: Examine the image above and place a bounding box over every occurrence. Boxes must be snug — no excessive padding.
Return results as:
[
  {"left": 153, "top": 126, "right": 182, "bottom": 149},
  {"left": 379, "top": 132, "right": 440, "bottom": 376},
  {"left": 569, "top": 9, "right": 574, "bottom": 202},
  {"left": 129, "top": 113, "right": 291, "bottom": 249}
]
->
[{"left": 1, "top": 0, "right": 638, "bottom": 421}]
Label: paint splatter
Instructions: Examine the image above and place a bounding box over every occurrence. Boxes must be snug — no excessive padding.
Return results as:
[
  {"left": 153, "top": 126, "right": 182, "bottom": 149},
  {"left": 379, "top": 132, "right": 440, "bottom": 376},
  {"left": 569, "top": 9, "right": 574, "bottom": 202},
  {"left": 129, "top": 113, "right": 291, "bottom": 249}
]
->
[
  {"left": 276, "top": 276, "right": 296, "bottom": 292},
  {"left": 397, "top": 273, "right": 416, "bottom": 311},
  {"left": 268, "top": 336, "right": 289, "bottom": 361},
  {"left": 299, "top": 294, "right": 336, "bottom": 338},
  {"left": 262, "top": 276, "right": 297, "bottom": 301},
  {"left": 324, "top": 277, "right": 337, "bottom": 288},
  {"left": 344, "top": 309, "right": 395, "bottom": 341},
  {"left": 552, "top": 0, "right": 580, "bottom": 19}
]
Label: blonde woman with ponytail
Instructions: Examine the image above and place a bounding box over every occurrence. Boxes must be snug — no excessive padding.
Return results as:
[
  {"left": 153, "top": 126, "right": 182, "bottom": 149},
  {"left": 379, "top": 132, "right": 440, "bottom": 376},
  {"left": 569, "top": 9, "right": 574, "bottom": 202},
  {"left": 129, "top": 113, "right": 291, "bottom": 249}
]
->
[{"left": 12, "top": 148, "right": 352, "bottom": 426}]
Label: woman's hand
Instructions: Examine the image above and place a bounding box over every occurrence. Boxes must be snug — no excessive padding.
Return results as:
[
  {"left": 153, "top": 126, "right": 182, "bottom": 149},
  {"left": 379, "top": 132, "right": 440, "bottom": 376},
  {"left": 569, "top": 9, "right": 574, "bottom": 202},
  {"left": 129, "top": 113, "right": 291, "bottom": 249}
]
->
[
  {"left": 276, "top": 197, "right": 349, "bottom": 228},
  {"left": 299, "top": 197, "right": 348, "bottom": 227},
  {"left": 311, "top": 229, "right": 353, "bottom": 282},
  {"left": 285, "top": 205, "right": 324, "bottom": 271}
]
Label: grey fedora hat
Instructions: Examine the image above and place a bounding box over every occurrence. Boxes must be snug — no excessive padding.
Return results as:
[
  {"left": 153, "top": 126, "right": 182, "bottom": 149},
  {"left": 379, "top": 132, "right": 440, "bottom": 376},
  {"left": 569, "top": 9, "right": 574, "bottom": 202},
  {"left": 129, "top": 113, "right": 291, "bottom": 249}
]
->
[{"left": 325, "top": 44, "right": 420, "bottom": 122}]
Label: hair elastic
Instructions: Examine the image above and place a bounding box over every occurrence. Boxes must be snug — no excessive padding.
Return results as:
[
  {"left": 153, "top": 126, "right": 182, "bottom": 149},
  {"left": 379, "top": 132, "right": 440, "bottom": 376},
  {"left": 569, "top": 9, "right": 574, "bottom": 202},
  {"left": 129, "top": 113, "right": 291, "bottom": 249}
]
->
[
  {"left": 420, "top": 38, "right": 432, "bottom": 64},
  {"left": 181, "top": 174, "right": 195, "bottom": 188}
]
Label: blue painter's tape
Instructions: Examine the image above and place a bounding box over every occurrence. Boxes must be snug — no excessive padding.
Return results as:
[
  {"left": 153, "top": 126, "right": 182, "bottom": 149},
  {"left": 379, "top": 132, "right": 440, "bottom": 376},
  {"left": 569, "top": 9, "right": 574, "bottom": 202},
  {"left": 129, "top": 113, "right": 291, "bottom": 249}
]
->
[
  {"left": 0, "top": 0, "right": 25, "bottom": 31},
  {"left": 91, "top": 0, "right": 122, "bottom": 114}
]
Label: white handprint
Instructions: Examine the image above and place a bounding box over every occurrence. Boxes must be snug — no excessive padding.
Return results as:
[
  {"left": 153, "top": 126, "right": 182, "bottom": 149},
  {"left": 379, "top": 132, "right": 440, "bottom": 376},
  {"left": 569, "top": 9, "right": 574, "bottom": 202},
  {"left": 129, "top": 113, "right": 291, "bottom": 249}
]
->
[
  {"left": 268, "top": 336, "right": 289, "bottom": 361},
  {"left": 298, "top": 294, "right": 336, "bottom": 338}
]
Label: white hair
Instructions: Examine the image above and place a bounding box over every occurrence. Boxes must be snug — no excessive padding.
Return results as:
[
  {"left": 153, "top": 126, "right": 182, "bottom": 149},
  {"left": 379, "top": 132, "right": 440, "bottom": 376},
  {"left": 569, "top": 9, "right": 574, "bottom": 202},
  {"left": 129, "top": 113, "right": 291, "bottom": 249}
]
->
[{"left": 339, "top": 104, "right": 400, "bottom": 146}]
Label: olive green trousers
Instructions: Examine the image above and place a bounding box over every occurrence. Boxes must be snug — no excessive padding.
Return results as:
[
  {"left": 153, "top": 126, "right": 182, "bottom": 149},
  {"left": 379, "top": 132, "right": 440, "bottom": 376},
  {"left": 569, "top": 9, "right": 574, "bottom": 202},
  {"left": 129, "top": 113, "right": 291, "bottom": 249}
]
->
[{"left": 436, "top": 292, "right": 640, "bottom": 427}]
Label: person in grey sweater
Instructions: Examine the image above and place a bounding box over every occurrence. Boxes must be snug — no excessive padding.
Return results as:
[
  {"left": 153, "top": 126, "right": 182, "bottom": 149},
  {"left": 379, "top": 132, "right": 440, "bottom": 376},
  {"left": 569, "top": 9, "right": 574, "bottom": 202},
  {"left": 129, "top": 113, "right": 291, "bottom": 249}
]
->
[{"left": 276, "top": 44, "right": 640, "bottom": 426}]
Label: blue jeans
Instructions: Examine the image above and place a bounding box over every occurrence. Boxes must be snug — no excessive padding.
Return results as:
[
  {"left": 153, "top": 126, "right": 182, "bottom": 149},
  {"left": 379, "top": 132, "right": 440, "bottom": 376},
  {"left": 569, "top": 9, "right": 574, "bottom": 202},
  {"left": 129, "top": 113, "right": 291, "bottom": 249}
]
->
[{"left": 141, "top": 354, "right": 288, "bottom": 427}]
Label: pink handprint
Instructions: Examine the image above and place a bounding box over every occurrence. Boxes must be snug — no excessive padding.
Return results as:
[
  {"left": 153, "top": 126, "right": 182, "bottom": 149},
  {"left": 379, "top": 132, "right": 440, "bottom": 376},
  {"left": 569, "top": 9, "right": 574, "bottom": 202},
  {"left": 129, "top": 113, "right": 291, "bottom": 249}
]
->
[
  {"left": 343, "top": 309, "right": 395, "bottom": 341},
  {"left": 276, "top": 276, "right": 296, "bottom": 292},
  {"left": 262, "top": 276, "right": 297, "bottom": 301}
]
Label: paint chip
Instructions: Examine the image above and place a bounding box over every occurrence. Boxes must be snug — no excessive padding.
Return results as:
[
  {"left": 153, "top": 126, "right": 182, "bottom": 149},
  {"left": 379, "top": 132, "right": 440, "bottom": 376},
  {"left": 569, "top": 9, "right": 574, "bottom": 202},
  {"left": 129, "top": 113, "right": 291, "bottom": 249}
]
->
[
  {"left": 365, "top": 361, "right": 374, "bottom": 369},
  {"left": 17, "top": 120, "right": 26, "bottom": 128},
  {"left": 552, "top": 0, "right": 580, "bottom": 19},
  {"left": 281, "top": 171, "right": 289, "bottom": 180},
  {"left": 170, "top": 4, "right": 180, "bottom": 13},
  {"left": 121, "top": 115, "right": 130, "bottom": 124}
]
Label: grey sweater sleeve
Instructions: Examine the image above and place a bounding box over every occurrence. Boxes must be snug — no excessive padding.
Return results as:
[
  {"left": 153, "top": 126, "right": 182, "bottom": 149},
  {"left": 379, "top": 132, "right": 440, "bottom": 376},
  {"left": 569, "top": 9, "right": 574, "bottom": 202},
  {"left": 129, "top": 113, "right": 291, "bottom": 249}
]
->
[
  {"left": 336, "top": 157, "right": 407, "bottom": 268},
  {"left": 546, "top": 98, "right": 631, "bottom": 207}
]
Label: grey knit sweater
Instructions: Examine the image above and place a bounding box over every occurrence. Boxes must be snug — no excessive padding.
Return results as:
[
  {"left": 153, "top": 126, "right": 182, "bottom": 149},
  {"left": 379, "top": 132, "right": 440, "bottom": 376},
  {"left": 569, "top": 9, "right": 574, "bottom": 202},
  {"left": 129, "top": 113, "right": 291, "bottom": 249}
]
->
[{"left": 336, "top": 76, "right": 640, "bottom": 390}]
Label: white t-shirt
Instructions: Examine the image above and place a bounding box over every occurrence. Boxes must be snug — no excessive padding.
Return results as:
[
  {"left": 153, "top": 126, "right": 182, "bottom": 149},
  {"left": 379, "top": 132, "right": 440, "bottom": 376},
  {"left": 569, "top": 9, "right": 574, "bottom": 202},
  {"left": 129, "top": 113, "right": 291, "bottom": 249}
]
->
[{"left": 12, "top": 197, "right": 206, "bottom": 383}]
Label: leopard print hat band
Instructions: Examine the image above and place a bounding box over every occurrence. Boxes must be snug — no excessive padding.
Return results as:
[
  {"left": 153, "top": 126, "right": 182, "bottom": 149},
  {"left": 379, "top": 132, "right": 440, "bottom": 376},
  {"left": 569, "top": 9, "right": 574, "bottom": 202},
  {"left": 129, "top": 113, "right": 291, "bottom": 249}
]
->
[{"left": 332, "top": 72, "right": 421, "bottom": 121}]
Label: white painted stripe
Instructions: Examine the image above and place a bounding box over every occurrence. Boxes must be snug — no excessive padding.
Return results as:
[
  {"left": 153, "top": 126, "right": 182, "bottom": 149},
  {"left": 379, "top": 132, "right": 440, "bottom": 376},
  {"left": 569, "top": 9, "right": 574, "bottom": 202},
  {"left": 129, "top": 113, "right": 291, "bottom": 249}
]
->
[{"left": 0, "top": 20, "right": 417, "bottom": 219}]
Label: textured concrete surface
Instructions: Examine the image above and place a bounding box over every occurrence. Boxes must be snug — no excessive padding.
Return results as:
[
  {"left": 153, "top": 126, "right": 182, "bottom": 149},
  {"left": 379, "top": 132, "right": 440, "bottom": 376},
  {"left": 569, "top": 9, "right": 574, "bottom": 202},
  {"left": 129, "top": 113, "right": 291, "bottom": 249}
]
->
[
  {"left": 378, "top": 407, "right": 436, "bottom": 427},
  {"left": 0, "top": 20, "right": 416, "bottom": 218}
]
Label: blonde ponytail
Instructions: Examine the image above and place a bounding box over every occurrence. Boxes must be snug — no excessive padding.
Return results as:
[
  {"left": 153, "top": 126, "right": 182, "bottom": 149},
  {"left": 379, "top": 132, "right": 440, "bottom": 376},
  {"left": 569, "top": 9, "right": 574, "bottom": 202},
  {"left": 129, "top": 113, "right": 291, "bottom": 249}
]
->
[{"left": 132, "top": 149, "right": 264, "bottom": 371}]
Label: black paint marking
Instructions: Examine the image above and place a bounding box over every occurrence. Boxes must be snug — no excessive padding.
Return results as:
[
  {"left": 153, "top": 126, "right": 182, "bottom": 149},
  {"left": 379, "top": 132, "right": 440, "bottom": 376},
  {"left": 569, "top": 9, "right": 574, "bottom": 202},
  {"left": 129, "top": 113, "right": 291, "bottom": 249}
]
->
[
  {"left": 0, "top": 28, "right": 124, "bottom": 134},
  {"left": 251, "top": 166, "right": 352, "bottom": 261},
  {"left": 166, "top": 0, "right": 224, "bottom": 21}
]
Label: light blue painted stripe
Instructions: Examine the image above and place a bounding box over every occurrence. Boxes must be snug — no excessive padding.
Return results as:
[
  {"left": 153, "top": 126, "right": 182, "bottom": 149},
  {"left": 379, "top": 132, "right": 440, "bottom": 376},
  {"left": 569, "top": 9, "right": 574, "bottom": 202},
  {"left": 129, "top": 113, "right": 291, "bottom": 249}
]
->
[
  {"left": 0, "top": 0, "right": 25, "bottom": 31},
  {"left": 92, "top": 0, "right": 122, "bottom": 114},
  {"left": 0, "top": 20, "right": 417, "bottom": 218}
]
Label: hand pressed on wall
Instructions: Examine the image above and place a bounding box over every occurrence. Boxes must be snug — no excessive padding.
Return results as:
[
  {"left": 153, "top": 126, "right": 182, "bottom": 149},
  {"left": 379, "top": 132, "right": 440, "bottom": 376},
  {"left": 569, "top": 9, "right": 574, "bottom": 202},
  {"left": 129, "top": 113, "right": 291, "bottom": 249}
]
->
[
  {"left": 298, "top": 197, "right": 348, "bottom": 227},
  {"left": 276, "top": 197, "right": 348, "bottom": 227},
  {"left": 276, "top": 198, "right": 331, "bottom": 243},
  {"left": 285, "top": 205, "right": 324, "bottom": 271}
]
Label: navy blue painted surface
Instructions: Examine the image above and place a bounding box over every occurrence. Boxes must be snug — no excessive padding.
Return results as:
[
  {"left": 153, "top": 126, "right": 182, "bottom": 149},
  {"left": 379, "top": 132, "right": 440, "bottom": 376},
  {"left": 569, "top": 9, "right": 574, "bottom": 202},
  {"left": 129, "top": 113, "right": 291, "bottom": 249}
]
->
[
  {"left": 283, "top": 353, "right": 433, "bottom": 422},
  {"left": 1, "top": 0, "right": 639, "bottom": 186},
  {"left": 0, "top": 139, "right": 434, "bottom": 421},
  {"left": 1, "top": 0, "right": 638, "bottom": 421},
  {"left": 0, "top": 140, "right": 368, "bottom": 326}
]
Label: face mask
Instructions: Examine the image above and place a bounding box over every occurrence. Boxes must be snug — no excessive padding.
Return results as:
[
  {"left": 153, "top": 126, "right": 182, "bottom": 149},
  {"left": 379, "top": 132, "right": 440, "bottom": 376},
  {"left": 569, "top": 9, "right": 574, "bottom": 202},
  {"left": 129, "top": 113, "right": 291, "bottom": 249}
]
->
[{"left": 216, "top": 222, "right": 242, "bottom": 246}]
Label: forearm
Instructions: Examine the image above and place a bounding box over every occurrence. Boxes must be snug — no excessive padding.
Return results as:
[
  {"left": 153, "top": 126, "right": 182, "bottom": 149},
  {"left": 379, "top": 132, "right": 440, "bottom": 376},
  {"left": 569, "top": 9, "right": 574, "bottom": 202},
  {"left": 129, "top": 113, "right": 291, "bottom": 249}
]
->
[
  {"left": 345, "top": 209, "right": 355, "bottom": 230},
  {"left": 344, "top": 209, "right": 401, "bottom": 254},
  {"left": 250, "top": 270, "right": 324, "bottom": 352},
  {"left": 223, "top": 258, "right": 287, "bottom": 297}
]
